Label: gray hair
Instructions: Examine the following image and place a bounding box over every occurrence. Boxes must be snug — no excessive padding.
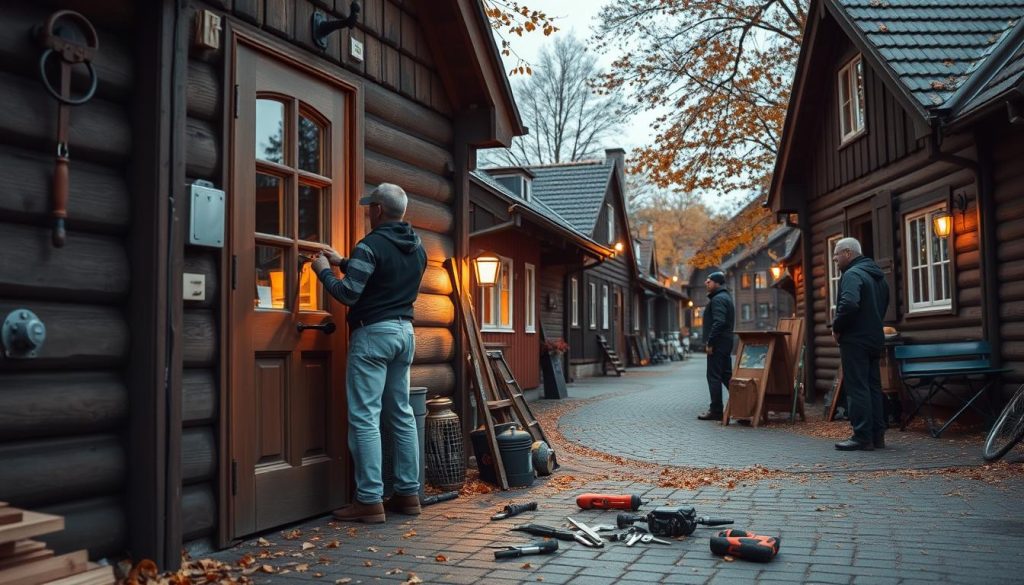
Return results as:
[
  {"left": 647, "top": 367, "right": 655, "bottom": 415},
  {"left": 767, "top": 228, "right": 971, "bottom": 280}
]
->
[
  {"left": 373, "top": 183, "right": 407, "bottom": 220},
  {"left": 834, "top": 237, "right": 862, "bottom": 256}
]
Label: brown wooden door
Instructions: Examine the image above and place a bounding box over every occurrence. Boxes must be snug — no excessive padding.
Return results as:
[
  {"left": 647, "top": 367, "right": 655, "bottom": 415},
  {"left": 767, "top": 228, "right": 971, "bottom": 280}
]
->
[{"left": 230, "top": 43, "right": 353, "bottom": 537}]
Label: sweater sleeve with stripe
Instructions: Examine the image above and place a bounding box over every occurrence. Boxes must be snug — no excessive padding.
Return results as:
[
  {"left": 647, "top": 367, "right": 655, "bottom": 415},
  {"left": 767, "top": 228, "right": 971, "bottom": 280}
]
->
[{"left": 317, "top": 241, "right": 376, "bottom": 306}]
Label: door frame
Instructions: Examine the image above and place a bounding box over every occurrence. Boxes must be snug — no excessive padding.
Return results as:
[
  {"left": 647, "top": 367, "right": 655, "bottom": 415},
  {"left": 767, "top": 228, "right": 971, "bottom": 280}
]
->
[{"left": 219, "top": 25, "right": 365, "bottom": 547}]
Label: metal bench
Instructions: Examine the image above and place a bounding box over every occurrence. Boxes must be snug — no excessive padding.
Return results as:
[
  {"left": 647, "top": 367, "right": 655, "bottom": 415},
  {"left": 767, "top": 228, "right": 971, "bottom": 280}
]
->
[{"left": 894, "top": 341, "right": 1012, "bottom": 437}]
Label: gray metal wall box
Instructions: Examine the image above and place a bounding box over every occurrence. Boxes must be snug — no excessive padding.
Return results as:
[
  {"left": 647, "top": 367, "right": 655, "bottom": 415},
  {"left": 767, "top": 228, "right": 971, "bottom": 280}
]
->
[{"left": 190, "top": 180, "right": 225, "bottom": 247}]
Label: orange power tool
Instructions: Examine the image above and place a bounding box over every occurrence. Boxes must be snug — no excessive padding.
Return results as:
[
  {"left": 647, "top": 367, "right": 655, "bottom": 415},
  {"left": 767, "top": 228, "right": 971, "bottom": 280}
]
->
[
  {"left": 709, "top": 529, "right": 780, "bottom": 562},
  {"left": 575, "top": 493, "right": 644, "bottom": 511}
]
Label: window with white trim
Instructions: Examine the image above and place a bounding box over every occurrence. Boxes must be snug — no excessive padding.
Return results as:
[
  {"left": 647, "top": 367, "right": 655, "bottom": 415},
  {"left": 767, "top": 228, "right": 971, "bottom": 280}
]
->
[
  {"left": 524, "top": 263, "right": 536, "bottom": 333},
  {"left": 838, "top": 55, "right": 866, "bottom": 142},
  {"left": 754, "top": 271, "right": 767, "bottom": 289},
  {"left": 606, "top": 203, "right": 615, "bottom": 244},
  {"left": 602, "top": 284, "right": 610, "bottom": 329},
  {"left": 570, "top": 277, "right": 579, "bottom": 327},
  {"left": 741, "top": 304, "right": 752, "bottom": 321},
  {"left": 632, "top": 295, "right": 640, "bottom": 331},
  {"left": 481, "top": 256, "right": 514, "bottom": 331},
  {"left": 905, "top": 204, "right": 952, "bottom": 312},
  {"left": 589, "top": 282, "right": 597, "bottom": 329},
  {"left": 827, "top": 234, "right": 842, "bottom": 320}
]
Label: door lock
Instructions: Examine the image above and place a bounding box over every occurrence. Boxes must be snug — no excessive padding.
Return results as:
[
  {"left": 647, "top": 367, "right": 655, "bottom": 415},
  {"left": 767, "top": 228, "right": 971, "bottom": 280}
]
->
[{"left": 297, "top": 321, "right": 336, "bottom": 334}]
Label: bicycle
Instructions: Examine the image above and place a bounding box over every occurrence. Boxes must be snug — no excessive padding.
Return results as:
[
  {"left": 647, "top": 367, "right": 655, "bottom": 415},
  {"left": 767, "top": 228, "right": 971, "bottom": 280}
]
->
[{"left": 982, "top": 383, "right": 1024, "bottom": 461}]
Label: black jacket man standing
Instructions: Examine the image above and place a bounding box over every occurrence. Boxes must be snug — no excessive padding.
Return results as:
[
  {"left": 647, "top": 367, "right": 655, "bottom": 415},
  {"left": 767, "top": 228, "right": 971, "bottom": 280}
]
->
[{"left": 698, "top": 271, "right": 735, "bottom": 420}]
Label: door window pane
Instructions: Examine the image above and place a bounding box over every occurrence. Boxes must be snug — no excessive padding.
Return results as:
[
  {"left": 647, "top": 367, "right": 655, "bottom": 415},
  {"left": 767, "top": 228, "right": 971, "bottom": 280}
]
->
[
  {"left": 255, "top": 246, "right": 286, "bottom": 309},
  {"left": 298, "top": 185, "right": 324, "bottom": 242},
  {"left": 255, "top": 173, "right": 285, "bottom": 236},
  {"left": 256, "top": 99, "right": 285, "bottom": 164},
  {"left": 298, "top": 255, "right": 321, "bottom": 311},
  {"left": 298, "top": 115, "right": 322, "bottom": 174}
]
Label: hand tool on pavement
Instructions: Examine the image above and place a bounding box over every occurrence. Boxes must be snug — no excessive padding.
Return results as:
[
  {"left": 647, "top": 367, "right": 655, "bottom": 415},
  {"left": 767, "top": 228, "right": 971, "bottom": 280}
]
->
[
  {"left": 511, "top": 523, "right": 576, "bottom": 541},
  {"left": 575, "top": 493, "right": 644, "bottom": 511},
  {"left": 491, "top": 501, "right": 537, "bottom": 520},
  {"left": 493, "top": 539, "right": 559, "bottom": 559},
  {"left": 421, "top": 491, "right": 459, "bottom": 506},
  {"left": 616, "top": 506, "right": 733, "bottom": 537},
  {"left": 709, "top": 529, "right": 780, "bottom": 562},
  {"left": 566, "top": 517, "right": 605, "bottom": 547}
]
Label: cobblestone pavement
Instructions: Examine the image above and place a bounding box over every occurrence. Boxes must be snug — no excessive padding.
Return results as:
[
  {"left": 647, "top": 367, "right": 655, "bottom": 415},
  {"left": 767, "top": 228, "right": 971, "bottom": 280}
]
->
[{"left": 210, "top": 358, "right": 1024, "bottom": 584}]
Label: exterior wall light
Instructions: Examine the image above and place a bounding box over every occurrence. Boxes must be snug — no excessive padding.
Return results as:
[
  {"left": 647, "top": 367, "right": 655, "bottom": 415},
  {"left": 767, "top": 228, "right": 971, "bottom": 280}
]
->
[
  {"left": 770, "top": 264, "right": 784, "bottom": 280},
  {"left": 687, "top": 300, "right": 694, "bottom": 307},
  {"left": 474, "top": 254, "right": 500, "bottom": 287},
  {"left": 932, "top": 209, "right": 953, "bottom": 239},
  {"left": 614, "top": 242, "right": 624, "bottom": 253},
  {"left": 672, "top": 275, "right": 679, "bottom": 282}
]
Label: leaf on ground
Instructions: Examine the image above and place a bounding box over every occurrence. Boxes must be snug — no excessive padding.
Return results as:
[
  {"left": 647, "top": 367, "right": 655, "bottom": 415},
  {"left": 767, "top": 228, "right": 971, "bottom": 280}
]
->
[
  {"left": 283, "top": 529, "right": 302, "bottom": 540},
  {"left": 302, "top": 542, "right": 316, "bottom": 551},
  {"left": 723, "top": 556, "right": 734, "bottom": 562},
  {"left": 521, "top": 562, "right": 532, "bottom": 569},
  {"left": 367, "top": 546, "right": 379, "bottom": 553},
  {"left": 312, "top": 572, "right": 324, "bottom": 578},
  {"left": 335, "top": 579, "right": 352, "bottom": 584},
  {"left": 403, "top": 530, "right": 417, "bottom": 539},
  {"left": 363, "top": 560, "right": 373, "bottom": 567},
  {"left": 435, "top": 554, "right": 448, "bottom": 563},
  {"left": 385, "top": 568, "right": 403, "bottom": 575},
  {"left": 402, "top": 574, "right": 423, "bottom": 585},
  {"left": 256, "top": 538, "right": 271, "bottom": 547},
  {"left": 295, "top": 564, "right": 309, "bottom": 572},
  {"left": 260, "top": 565, "right": 276, "bottom": 573}
]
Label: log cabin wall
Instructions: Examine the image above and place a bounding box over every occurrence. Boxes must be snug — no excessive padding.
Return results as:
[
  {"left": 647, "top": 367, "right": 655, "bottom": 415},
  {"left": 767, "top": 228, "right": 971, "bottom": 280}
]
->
[
  {"left": 0, "top": 3, "right": 140, "bottom": 559},
  {"left": 183, "top": 0, "right": 458, "bottom": 549},
  {"left": 992, "top": 124, "right": 1024, "bottom": 386},
  {"left": 538, "top": 264, "right": 566, "bottom": 347}
]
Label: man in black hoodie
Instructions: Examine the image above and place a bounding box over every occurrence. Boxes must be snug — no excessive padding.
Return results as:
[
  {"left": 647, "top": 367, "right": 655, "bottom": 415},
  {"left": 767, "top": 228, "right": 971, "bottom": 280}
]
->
[
  {"left": 698, "top": 271, "right": 735, "bottom": 421},
  {"left": 831, "top": 237, "right": 890, "bottom": 451},
  {"left": 312, "top": 183, "right": 427, "bottom": 522}
]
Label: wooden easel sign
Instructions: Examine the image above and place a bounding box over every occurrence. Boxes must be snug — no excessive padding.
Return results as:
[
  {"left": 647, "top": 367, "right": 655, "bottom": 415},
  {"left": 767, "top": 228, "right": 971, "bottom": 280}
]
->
[{"left": 723, "top": 330, "right": 791, "bottom": 427}]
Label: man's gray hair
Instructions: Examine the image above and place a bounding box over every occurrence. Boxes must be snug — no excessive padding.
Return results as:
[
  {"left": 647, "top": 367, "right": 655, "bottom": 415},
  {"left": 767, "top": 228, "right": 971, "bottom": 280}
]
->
[
  {"left": 373, "top": 183, "right": 407, "bottom": 219},
  {"left": 834, "top": 237, "right": 862, "bottom": 256}
]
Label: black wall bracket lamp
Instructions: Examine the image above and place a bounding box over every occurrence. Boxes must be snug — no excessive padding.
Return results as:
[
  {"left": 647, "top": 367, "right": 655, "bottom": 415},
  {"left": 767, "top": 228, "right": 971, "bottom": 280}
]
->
[{"left": 312, "top": 2, "right": 361, "bottom": 51}]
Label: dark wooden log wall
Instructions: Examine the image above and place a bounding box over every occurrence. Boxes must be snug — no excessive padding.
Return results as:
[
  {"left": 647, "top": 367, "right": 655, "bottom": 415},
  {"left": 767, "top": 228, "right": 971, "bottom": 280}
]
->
[
  {"left": 539, "top": 264, "right": 566, "bottom": 345},
  {"left": 181, "top": 0, "right": 458, "bottom": 545},
  {"left": 993, "top": 126, "right": 1024, "bottom": 386},
  {"left": 0, "top": 4, "right": 136, "bottom": 559}
]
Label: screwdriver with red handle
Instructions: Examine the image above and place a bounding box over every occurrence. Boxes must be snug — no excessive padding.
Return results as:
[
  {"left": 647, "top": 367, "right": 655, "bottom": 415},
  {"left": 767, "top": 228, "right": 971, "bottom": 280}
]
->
[
  {"left": 575, "top": 493, "right": 645, "bottom": 511},
  {"left": 709, "top": 529, "right": 780, "bottom": 562}
]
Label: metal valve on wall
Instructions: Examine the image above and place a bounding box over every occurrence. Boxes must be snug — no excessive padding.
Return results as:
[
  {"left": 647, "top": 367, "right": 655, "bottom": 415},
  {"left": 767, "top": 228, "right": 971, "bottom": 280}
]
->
[{"left": 2, "top": 310, "right": 47, "bottom": 359}]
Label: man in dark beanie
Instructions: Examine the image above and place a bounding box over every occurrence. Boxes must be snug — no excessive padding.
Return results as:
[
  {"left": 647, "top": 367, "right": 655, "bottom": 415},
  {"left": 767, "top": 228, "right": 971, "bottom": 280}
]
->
[{"left": 698, "top": 271, "right": 734, "bottom": 421}]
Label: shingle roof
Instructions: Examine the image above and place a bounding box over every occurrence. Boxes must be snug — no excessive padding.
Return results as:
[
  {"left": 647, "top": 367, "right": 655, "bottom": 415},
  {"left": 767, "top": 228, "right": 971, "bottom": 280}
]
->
[
  {"left": 836, "top": 0, "right": 1024, "bottom": 109},
  {"left": 470, "top": 169, "right": 597, "bottom": 242},
  {"left": 959, "top": 39, "right": 1024, "bottom": 113},
  {"left": 524, "top": 161, "right": 614, "bottom": 236},
  {"left": 635, "top": 236, "right": 655, "bottom": 275}
]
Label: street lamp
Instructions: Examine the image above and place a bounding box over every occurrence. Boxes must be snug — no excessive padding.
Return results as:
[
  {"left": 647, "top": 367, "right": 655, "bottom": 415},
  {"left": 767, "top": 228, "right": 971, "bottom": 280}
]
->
[{"left": 474, "top": 254, "right": 500, "bottom": 287}]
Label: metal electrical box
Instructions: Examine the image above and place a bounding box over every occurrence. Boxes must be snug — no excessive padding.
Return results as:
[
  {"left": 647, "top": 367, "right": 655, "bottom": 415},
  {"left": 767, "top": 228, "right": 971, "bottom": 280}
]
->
[{"left": 190, "top": 180, "right": 225, "bottom": 248}]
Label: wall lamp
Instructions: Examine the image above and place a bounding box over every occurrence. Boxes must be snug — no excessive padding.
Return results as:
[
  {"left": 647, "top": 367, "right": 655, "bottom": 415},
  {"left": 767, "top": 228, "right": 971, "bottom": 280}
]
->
[
  {"left": 613, "top": 242, "right": 624, "bottom": 253},
  {"left": 932, "top": 192, "right": 968, "bottom": 239},
  {"left": 770, "top": 264, "right": 784, "bottom": 280},
  {"left": 312, "top": 2, "right": 361, "bottom": 50},
  {"left": 474, "top": 253, "right": 500, "bottom": 287}
]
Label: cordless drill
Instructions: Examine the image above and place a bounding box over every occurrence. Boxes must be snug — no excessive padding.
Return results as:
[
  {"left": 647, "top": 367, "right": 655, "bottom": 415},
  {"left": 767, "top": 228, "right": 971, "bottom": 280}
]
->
[
  {"left": 709, "top": 529, "right": 780, "bottom": 562},
  {"left": 576, "top": 493, "right": 644, "bottom": 511}
]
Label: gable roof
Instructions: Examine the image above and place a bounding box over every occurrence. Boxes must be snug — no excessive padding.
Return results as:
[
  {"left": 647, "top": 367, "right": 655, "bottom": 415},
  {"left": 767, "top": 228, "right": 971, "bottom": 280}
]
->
[
  {"left": 526, "top": 161, "right": 615, "bottom": 235},
  {"left": 635, "top": 236, "right": 655, "bottom": 276}
]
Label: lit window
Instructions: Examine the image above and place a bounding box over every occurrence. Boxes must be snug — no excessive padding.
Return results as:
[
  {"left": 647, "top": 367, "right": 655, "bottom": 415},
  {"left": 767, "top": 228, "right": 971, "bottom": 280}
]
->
[
  {"left": 570, "top": 277, "right": 579, "bottom": 327},
  {"left": 481, "top": 256, "right": 514, "bottom": 331},
  {"left": 602, "top": 284, "right": 610, "bottom": 329},
  {"left": 827, "top": 235, "right": 842, "bottom": 320},
  {"left": 693, "top": 307, "right": 703, "bottom": 328},
  {"left": 905, "top": 204, "right": 952, "bottom": 312},
  {"left": 838, "top": 55, "right": 866, "bottom": 142},
  {"left": 754, "top": 271, "right": 767, "bottom": 289},
  {"left": 741, "top": 273, "right": 751, "bottom": 289},
  {"left": 525, "top": 263, "right": 536, "bottom": 333},
  {"left": 589, "top": 282, "right": 597, "bottom": 329}
]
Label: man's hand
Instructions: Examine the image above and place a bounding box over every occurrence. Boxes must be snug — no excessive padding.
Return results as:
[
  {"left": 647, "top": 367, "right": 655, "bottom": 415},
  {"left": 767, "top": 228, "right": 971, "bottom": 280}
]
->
[
  {"left": 311, "top": 254, "right": 331, "bottom": 274},
  {"left": 322, "top": 247, "right": 345, "bottom": 267}
]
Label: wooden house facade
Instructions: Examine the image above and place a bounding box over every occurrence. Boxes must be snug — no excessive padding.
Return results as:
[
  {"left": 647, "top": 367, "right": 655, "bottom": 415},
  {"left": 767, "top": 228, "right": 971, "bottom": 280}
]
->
[
  {"left": 720, "top": 227, "right": 799, "bottom": 332},
  {"left": 468, "top": 170, "right": 614, "bottom": 388},
  {"left": 0, "top": 0, "right": 521, "bottom": 567},
  {"left": 633, "top": 235, "right": 688, "bottom": 352},
  {"left": 769, "top": 0, "right": 1024, "bottom": 401}
]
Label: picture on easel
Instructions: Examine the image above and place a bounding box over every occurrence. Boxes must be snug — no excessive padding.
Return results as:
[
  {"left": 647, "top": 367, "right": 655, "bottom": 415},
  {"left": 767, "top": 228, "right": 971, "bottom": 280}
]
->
[{"left": 738, "top": 344, "right": 769, "bottom": 369}]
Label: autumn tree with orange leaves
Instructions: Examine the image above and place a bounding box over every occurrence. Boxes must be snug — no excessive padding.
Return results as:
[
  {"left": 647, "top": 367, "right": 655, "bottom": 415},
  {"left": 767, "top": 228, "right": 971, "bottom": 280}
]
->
[{"left": 484, "top": 1, "right": 558, "bottom": 75}]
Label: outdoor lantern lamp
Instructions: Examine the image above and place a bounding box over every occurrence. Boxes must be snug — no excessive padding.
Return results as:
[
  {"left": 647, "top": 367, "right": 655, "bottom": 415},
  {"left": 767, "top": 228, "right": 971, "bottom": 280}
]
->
[
  {"left": 474, "top": 254, "right": 500, "bottom": 287},
  {"left": 672, "top": 275, "right": 679, "bottom": 282},
  {"left": 687, "top": 300, "right": 694, "bottom": 307},
  {"left": 932, "top": 209, "right": 953, "bottom": 239},
  {"left": 770, "top": 264, "right": 784, "bottom": 280},
  {"left": 614, "top": 242, "right": 624, "bottom": 253}
]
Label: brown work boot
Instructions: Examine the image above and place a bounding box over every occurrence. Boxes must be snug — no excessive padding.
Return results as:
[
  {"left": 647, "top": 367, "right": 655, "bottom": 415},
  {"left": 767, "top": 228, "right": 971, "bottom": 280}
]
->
[
  {"left": 384, "top": 494, "right": 421, "bottom": 516},
  {"left": 332, "top": 501, "right": 386, "bottom": 523}
]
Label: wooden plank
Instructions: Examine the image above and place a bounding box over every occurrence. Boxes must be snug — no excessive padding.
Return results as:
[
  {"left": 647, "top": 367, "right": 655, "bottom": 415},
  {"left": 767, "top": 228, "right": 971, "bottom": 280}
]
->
[
  {"left": 0, "top": 511, "right": 63, "bottom": 545},
  {"left": 0, "top": 436, "right": 124, "bottom": 509},
  {"left": 185, "top": 118, "right": 220, "bottom": 180},
  {"left": 0, "top": 541, "right": 53, "bottom": 570},
  {"left": 37, "top": 497, "right": 124, "bottom": 560},
  {"left": 412, "top": 327, "right": 454, "bottom": 364},
  {"left": 186, "top": 61, "right": 221, "bottom": 122},
  {"left": 181, "top": 428, "right": 216, "bottom": 485},
  {"left": 0, "top": 507, "right": 23, "bottom": 526},
  {"left": 234, "top": 0, "right": 265, "bottom": 25},
  {"left": 412, "top": 293, "right": 455, "bottom": 327},
  {"left": 183, "top": 310, "right": 217, "bottom": 367},
  {"left": 182, "top": 370, "right": 218, "bottom": 425},
  {"left": 410, "top": 363, "right": 454, "bottom": 396},
  {"left": 43, "top": 564, "right": 114, "bottom": 585},
  {"left": 364, "top": 115, "right": 454, "bottom": 176},
  {"left": 382, "top": 44, "right": 400, "bottom": 89},
  {"left": 400, "top": 54, "right": 416, "bottom": 98},
  {"left": 364, "top": 150, "right": 453, "bottom": 204},
  {"left": 0, "top": 550, "right": 87, "bottom": 585},
  {"left": 364, "top": 82, "right": 452, "bottom": 146},
  {"left": 383, "top": 0, "right": 401, "bottom": 46},
  {"left": 0, "top": 372, "right": 127, "bottom": 441},
  {"left": 363, "top": 35, "right": 383, "bottom": 82}
]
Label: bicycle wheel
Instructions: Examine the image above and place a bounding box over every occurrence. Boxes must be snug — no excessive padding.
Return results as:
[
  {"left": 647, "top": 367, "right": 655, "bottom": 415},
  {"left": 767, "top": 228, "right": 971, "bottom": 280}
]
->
[{"left": 983, "top": 383, "right": 1024, "bottom": 461}]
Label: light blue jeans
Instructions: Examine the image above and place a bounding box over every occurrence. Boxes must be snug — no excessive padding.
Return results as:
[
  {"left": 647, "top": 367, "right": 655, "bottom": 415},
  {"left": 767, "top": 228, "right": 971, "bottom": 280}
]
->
[{"left": 346, "top": 318, "right": 418, "bottom": 504}]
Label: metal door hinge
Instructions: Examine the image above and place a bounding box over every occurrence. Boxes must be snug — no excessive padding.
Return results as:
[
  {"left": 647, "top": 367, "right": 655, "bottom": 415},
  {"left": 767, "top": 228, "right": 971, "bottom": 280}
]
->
[{"left": 231, "top": 459, "right": 238, "bottom": 495}]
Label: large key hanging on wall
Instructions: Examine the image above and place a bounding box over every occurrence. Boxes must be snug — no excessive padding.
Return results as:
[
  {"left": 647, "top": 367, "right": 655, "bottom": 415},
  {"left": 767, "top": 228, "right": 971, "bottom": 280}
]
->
[{"left": 37, "top": 10, "right": 99, "bottom": 248}]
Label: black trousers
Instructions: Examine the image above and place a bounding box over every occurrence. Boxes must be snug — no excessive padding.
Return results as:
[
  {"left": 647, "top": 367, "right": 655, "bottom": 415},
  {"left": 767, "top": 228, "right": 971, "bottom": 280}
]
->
[
  {"left": 840, "top": 343, "right": 886, "bottom": 443},
  {"left": 706, "top": 345, "right": 732, "bottom": 414}
]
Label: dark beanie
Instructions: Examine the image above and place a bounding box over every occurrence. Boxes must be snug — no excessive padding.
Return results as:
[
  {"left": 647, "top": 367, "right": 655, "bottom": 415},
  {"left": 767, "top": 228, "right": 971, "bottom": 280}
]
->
[{"left": 707, "top": 271, "right": 726, "bottom": 285}]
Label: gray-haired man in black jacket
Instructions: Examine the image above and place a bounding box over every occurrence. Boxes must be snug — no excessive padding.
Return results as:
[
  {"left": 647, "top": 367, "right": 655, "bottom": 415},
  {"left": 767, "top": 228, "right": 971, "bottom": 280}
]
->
[
  {"left": 831, "top": 237, "right": 890, "bottom": 451},
  {"left": 698, "top": 271, "right": 734, "bottom": 421}
]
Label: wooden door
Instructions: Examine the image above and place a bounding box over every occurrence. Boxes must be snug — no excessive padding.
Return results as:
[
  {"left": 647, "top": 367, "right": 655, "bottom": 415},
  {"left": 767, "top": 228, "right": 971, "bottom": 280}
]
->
[{"left": 229, "top": 43, "right": 353, "bottom": 537}]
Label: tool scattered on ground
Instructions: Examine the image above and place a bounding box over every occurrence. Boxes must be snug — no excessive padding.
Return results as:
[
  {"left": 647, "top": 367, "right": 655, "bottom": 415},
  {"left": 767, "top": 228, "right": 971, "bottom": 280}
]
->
[
  {"left": 617, "top": 506, "right": 733, "bottom": 536},
  {"left": 511, "top": 523, "right": 576, "bottom": 541},
  {"left": 421, "top": 491, "right": 459, "bottom": 506},
  {"left": 566, "top": 517, "right": 605, "bottom": 548},
  {"left": 710, "top": 529, "right": 780, "bottom": 562},
  {"left": 491, "top": 501, "right": 537, "bottom": 520},
  {"left": 493, "top": 539, "right": 558, "bottom": 559},
  {"left": 611, "top": 525, "right": 674, "bottom": 546},
  {"left": 575, "top": 493, "right": 644, "bottom": 511}
]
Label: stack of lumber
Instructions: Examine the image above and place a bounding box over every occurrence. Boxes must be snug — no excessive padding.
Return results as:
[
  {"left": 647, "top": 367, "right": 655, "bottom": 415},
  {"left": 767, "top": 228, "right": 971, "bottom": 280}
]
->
[{"left": 0, "top": 502, "right": 114, "bottom": 585}]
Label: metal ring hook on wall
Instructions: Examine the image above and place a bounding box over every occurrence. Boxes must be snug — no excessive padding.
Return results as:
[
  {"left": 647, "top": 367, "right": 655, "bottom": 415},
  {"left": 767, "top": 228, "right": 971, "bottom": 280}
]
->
[{"left": 38, "top": 49, "right": 98, "bottom": 105}]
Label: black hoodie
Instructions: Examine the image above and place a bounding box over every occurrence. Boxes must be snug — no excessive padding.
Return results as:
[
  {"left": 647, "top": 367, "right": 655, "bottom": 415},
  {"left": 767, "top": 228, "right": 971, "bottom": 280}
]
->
[
  {"left": 832, "top": 255, "right": 889, "bottom": 350},
  {"left": 318, "top": 221, "right": 426, "bottom": 328}
]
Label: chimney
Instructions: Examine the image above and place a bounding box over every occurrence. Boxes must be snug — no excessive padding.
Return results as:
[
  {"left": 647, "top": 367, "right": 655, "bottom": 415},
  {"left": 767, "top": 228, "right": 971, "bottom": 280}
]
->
[{"left": 605, "top": 147, "right": 628, "bottom": 210}]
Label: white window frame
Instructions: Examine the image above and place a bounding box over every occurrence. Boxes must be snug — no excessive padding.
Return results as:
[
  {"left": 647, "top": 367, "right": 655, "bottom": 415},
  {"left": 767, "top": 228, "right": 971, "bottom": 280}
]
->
[
  {"left": 606, "top": 203, "right": 615, "bottom": 244},
  {"left": 524, "top": 263, "right": 536, "bottom": 333},
  {"left": 589, "top": 282, "right": 597, "bottom": 329},
  {"left": 827, "top": 234, "right": 842, "bottom": 320},
  {"left": 741, "top": 304, "right": 752, "bottom": 321},
  {"left": 838, "top": 55, "right": 866, "bottom": 143},
  {"left": 754, "top": 271, "right": 767, "bottom": 289},
  {"left": 570, "top": 277, "right": 579, "bottom": 328},
  {"left": 632, "top": 295, "right": 640, "bottom": 331},
  {"left": 481, "top": 256, "right": 514, "bottom": 332},
  {"left": 602, "top": 284, "right": 610, "bottom": 329},
  {"left": 523, "top": 177, "right": 532, "bottom": 201},
  {"left": 905, "top": 204, "right": 952, "bottom": 313}
]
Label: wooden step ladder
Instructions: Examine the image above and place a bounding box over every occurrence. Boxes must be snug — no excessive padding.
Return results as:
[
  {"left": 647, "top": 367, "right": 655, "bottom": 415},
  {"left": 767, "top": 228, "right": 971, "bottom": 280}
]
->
[
  {"left": 596, "top": 335, "right": 626, "bottom": 376},
  {"left": 486, "top": 349, "right": 559, "bottom": 471}
]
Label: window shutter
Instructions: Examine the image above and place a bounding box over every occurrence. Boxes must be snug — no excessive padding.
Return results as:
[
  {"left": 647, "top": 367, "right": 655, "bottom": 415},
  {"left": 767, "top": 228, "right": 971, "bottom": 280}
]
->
[{"left": 872, "top": 190, "right": 898, "bottom": 322}]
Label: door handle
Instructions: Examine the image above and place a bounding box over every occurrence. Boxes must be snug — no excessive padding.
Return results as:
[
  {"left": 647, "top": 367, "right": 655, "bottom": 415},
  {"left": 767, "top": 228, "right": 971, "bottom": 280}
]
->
[{"left": 297, "top": 321, "right": 336, "bottom": 334}]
